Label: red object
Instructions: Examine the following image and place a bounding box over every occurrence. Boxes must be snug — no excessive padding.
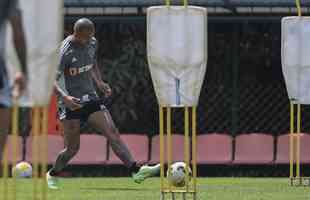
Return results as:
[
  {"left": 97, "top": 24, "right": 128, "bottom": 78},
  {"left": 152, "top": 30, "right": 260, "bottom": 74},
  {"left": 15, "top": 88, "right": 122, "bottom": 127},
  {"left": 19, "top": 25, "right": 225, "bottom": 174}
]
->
[
  {"left": 107, "top": 134, "right": 149, "bottom": 165},
  {"left": 196, "top": 134, "right": 233, "bottom": 164},
  {"left": 4, "top": 135, "right": 23, "bottom": 164},
  {"left": 149, "top": 134, "right": 185, "bottom": 164},
  {"left": 275, "top": 133, "right": 310, "bottom": 164},
  {"left": 69, "top": 134, "right": 107, "bottom": 165},
  {"left": 25, "top": 135, "right": 64, "bottom": 164},
  {"left": 233, "top": 133, "right": 274, "bottom": 164}
]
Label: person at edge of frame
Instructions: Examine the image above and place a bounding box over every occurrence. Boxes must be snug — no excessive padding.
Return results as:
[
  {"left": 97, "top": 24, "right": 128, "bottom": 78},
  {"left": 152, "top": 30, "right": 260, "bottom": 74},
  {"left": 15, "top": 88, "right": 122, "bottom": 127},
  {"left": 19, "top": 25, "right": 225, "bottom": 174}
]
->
[{"left": 0, "top": 0, "right": 28, "bottom": 171}]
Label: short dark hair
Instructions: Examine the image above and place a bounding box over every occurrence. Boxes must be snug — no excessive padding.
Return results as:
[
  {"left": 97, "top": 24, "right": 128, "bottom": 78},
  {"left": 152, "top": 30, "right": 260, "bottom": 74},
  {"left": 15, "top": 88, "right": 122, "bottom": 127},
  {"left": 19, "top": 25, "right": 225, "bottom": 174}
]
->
[{"left": 73, "top": 18, "right": 95, "bottom": 33}]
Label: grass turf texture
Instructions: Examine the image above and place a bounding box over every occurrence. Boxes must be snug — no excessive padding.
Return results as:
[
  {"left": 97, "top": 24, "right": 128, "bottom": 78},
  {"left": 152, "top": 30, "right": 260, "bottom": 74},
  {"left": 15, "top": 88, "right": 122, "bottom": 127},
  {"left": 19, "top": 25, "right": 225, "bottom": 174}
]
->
[{"left": 1, "top": 178, "right": 309, "bottom": 200}]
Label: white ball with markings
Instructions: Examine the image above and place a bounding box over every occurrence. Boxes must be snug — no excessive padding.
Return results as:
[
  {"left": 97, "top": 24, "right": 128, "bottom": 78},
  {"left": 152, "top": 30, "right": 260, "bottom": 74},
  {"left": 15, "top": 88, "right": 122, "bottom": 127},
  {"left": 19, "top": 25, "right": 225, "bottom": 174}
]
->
[
  {"left": 12, "top": 161, "right": 32, "bottom": 178},
  {"left": 167, "top": 162, "right": 192, "bottom": 187}
]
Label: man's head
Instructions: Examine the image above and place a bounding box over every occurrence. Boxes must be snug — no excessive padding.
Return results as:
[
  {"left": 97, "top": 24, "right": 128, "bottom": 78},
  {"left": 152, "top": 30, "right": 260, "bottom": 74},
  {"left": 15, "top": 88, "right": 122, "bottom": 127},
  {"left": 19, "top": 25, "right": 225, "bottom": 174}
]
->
[{"left": 73, "top": 18, "right": 95, "bottom": 45}]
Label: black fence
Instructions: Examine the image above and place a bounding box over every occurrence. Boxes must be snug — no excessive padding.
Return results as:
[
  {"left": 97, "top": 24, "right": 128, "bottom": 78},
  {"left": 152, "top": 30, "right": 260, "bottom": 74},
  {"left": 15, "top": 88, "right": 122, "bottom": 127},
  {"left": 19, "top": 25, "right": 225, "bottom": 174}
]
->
[
  {"left": 64, "top": 0, "right": 310, "bottom": 7},
  {"left": 59, "top": 16, "right": 310, "bottom": 137}
]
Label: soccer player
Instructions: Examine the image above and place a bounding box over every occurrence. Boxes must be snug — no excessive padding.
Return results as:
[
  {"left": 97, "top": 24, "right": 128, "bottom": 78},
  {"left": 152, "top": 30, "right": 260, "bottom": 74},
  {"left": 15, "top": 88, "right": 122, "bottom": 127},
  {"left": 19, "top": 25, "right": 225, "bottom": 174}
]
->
[
  {"left": 46, "top": 18, "right": 159, "bottom": 189},
  {"left": 0, "top": 0, "right": 28, "bottom": 162}
]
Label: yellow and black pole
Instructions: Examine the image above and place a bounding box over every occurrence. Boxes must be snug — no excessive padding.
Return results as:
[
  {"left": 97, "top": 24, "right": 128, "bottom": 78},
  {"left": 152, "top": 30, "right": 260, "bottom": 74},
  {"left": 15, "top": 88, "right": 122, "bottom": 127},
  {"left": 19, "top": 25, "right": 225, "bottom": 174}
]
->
[
  {"left": 289, "top": 102, "right": 294, "bottom": 185},
  {"left": 2, "top": 96, "right": 20, "bottom": 200},
  {"left": 32, "top": 107, "right": 40, "bottom": 200},
  {"left": 41, "top": 107, "right": 49, "bottom": 200},
  {"left": 159, "top": 106, "right": 198, "bottom": 200},
  {"left": 289, "top": 0, "right": 304, "bottom": 187},
  {"left": 160, "top": 106, "right": 165, "bottom": 200},
  {"left": 296, "top": 104, "right": 301, "bottom": 184},
  {"left": 191, "top": 107, "right": 197, "bottom": 200},
  {"left": 295, "top": 0, "right": 302, "bottom": 186},
  {"left": 154, "top": 0, "right": 203, "bottom": 198},
  {"left": 2, "top": 139, "right": 9, "bottom": 200},
  {"left": 289, "top": 103, "right": 302, "bottom": 186},
  {"left": 184, "top": 107, "right": 190, "bottom": 195},
  {"left": 296, "top": 0, "right": 302, "bottom": 17},
  {"left": 31, "top": 106, "right": 49, "bottom": 200},
  {"left": 11, "top": 100, "right": 19, "bottom": 200},
  {"left": 167, "top": 106, "right": 172, "bottom": 194}
]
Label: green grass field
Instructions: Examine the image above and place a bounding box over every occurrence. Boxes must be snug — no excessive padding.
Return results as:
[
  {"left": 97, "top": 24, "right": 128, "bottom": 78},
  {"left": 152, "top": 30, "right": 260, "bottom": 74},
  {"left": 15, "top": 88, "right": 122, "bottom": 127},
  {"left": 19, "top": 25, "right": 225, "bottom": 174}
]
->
[{"left": 3, "top": 178, "right": 309, "bottom": 200}]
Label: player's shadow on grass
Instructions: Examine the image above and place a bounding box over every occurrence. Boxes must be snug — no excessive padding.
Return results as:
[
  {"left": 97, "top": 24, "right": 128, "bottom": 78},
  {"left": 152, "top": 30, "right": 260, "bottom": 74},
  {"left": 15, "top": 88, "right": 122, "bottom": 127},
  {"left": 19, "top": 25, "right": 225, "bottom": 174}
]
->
[{"left": 80, "top": 187, "right": 156, "bottom": 191}]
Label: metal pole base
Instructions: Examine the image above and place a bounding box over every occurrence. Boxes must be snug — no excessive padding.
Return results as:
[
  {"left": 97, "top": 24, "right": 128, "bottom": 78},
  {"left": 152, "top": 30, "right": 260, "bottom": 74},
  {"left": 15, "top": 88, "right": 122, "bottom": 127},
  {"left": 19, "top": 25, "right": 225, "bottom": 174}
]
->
[
  {"left": 160, "top": 192, "right": 197, "bottom": 200},
  {"left": 193, "top": 192, "right": 197, "bottom": 200},
  {"left": 161, "top": 192, "right": 165, "bottom": 200},
  {"left": 290, "top": 177, "right": 310, "bottom": 186}
]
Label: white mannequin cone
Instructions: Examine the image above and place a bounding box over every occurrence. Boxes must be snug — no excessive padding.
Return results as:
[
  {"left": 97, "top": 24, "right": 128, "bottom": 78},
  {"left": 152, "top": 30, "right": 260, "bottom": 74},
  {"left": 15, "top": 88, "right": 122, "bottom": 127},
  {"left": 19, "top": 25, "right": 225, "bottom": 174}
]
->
[
  {"left": 6, "top": 0, "right": 63, "bottom": 106},
  {"left": 147, "top": 6, "right": 207, "bottom": 107},
  {"left": 282, "top": 16, "right": 310, "bottom": 104}
]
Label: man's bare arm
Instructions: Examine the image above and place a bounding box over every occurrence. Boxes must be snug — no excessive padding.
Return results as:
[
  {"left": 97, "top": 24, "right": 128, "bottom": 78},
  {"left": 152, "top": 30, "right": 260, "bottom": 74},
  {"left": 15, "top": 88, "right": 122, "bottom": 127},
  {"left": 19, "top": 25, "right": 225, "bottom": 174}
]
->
[
  {"left": 10, "top": 10, "right": 27, "bottom": 75},
  {"left": 54, "top": 72, "right": 69, "bottom": 98},
  {"left": 91, "top": 62, "right": 112, "bottom": 97},
  {"left": 54, "top": 82, "right": 68, "bottom": 98},
  {"left": 54, "top": 73, "right": 81, "bottom": 110},
  {"left": 91, "top": 62, "right": 103, "bottom": 85}
]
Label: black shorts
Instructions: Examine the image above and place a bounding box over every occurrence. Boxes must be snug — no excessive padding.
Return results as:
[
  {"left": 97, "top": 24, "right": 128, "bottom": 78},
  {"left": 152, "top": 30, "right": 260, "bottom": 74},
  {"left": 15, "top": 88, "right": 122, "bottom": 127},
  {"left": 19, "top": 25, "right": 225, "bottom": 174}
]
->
[
  {"left": 0, "top": 104, "right": 8, "bottom": 108},
  {"left": 0, "top": 57, "right": 5, "bottom": 89},
  {"left": 59, "top": 99, "right": 107, "bottom": 122},
  {"left": 0, "top": 63, "right": 11, "bottom": 108}
]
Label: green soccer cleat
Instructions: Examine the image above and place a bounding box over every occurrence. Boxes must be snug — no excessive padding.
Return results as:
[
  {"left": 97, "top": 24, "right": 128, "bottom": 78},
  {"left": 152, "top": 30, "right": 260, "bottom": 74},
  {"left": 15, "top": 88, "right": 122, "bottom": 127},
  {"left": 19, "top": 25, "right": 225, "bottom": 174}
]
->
[
  {"left": 46, "top": 170, "right": 59, "bottom": 190},
  {"left": 132, "top": 164, "right": 160, "bottom": 184}
]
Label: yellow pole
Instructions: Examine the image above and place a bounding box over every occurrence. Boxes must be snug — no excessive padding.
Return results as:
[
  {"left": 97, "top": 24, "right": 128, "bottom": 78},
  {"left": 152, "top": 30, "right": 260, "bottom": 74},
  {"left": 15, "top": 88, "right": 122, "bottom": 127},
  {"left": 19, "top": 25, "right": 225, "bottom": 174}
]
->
[
  {"left": 2, "top": 140, "right": 8, "bottom": 200},
  {"left": 192, "top": 106, "right": 197, "bottom": 193},
  {"left": 289, "top": 102, "right": 294, "bottom": 180},
  {"left": 295, "top": 0, "right": 302, "bottom": 17},
  {"left": 163, "top": 0, "right": 169, "bottom": 194},
  {"left": 166, "top": 0, "right": 170, "bottom": 6},
  {"left": 296, "top": 104, "right": 301, "bottom": 179},
  {"left": 183, "top": 0, "right": 188, "bottom": 7},
  {"left": 184, "top": 107, "right": 190, "bottom": 192},
  {"left": 41, "top": 107, "right": 49, "bottom": 200},
  {"left": 160, "top": 106, "right": 165, "bottom": 192},
  {"left": 11, "top": 103, "right": 19, "bottom": 200},
  {"left": 290, "top": 0, "right": 302, "bottom": 184},
  {"left": 167, "top": 107, "right": 172, "bottom": 191},
  {"left": 32, "top": 107, "right": 40, "bottom": 200}
]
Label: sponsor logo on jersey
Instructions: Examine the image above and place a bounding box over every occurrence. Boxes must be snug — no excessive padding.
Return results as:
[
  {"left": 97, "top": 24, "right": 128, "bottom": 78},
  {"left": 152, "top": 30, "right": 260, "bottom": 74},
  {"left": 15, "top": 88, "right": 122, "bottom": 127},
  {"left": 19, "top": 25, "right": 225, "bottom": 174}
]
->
[{"left": 69, "top": 64, "right": 92, "bottom": 76}]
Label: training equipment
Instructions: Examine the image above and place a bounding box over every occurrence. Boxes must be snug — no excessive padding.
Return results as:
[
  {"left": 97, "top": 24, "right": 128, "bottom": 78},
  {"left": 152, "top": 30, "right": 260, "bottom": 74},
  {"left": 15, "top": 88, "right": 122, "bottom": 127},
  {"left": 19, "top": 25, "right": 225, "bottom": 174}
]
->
[
  {"left": 12, "top": 162, "right": 32, "bottom": 178},
  {"left": 147, "top": 6, "right": 207, "bottom": 107},
  {"left": 147, "top": 1, "right": 207, "bottom": 199},
  {"left": 281, "top": 0, "right": 310, "bottom": 187},
  {"left": 6, "top": 0, "right": 63, "bottom": 107},
  {"left": 3, "top": 0, "right": 63, "bottom": 200},
  {"left": 167, "top": 162, "right": 192, "bottom": 187},
  {"left": 282, "top": 16, "right": 310, "bottom": 104}
]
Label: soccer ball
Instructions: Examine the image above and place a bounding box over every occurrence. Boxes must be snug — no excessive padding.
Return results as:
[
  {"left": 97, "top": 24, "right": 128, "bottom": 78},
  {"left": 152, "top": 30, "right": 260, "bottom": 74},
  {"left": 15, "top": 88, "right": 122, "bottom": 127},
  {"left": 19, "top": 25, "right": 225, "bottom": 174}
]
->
[
  {"left": 167, "top": 162, "right": 192, "bottom": 187},
  {"left": 12, "top": 161, "right": 32, "bottom": 178}
]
